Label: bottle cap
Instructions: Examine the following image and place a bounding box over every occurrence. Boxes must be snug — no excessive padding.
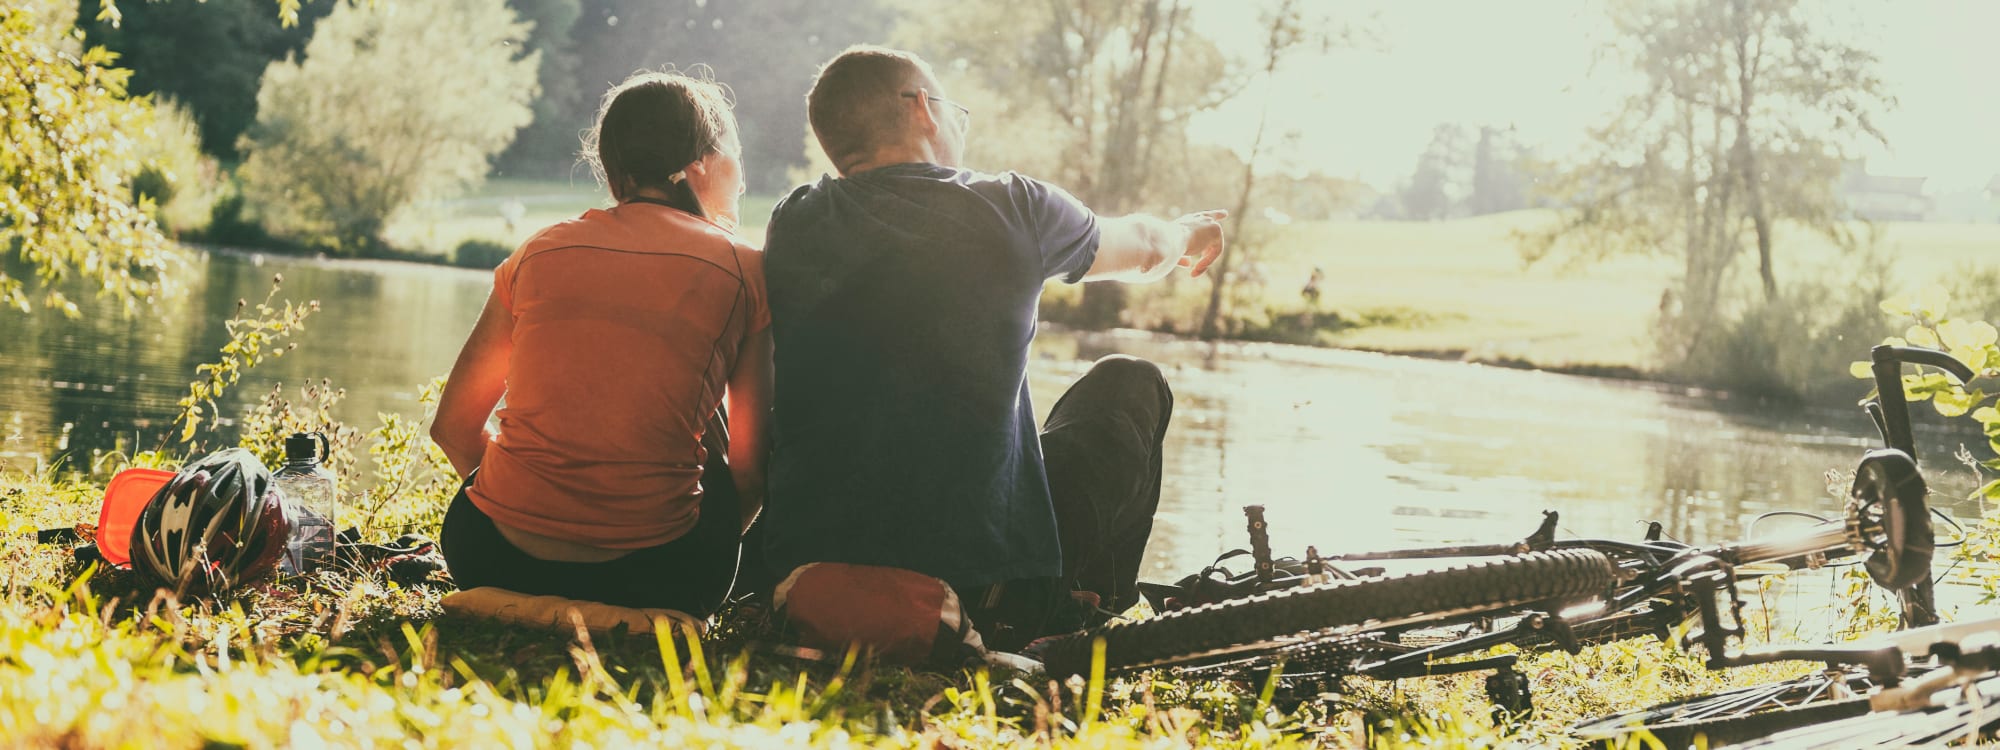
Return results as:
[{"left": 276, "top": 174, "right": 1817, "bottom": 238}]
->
[{"left": 284, "top": 432, "right": 322, "bottom": 464}]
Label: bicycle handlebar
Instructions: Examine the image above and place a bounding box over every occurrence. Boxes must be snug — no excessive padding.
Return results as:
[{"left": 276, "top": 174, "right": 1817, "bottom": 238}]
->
[
  {"left": 1870, "top": 345, "right": 1977, "bottom": 460},
  {"left": 1719, "top": 522, "right": 1853, "bottom": 569}
]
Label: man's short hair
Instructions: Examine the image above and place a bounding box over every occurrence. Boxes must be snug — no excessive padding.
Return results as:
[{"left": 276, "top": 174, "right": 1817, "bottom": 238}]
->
[{"left": 807, "top": 46, "right": 936, "bottom": 174}]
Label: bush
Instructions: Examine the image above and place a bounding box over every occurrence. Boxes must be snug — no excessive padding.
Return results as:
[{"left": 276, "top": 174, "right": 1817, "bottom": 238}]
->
[
  {"left": 129, "top": 98, "right": 222, "bottom": 236},
  {"left": 235, "top": 0, "right": 539, "bottom": 254},
  {"left": 1947, "top": 264, "right": 2000, "bottom": 324},
  {"left": 0, "top": 0, "right": 172, "bottom": 315},
  {"left": 452, "top": 238, "right": 512, "bottom": 269},
  {"left": 1668, "top": 266, "right": 1895, "bottom": 403}
]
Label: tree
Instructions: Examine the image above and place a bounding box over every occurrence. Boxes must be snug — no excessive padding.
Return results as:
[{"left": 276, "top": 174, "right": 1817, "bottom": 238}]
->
[
  {"left": 79, "top": 0, "right": 333, "bottom": 159},
  {"left": 491, "top": 0, "right": 584, "bottom": 179},
  {"left": 131, "top": 98, "right": 224, "bottom": 236},
  {"left": 236, "top": 0, "right": 540, "bottom": 253},
  {"left": 1196, "top": 0, "right": 1347, "bottom": 340},
  {"left": 1399, "top": 123, "right": 1469, "bottom": 221},
  {"left": 0, "top": 0, "right": 171, "bottom": 315},
  {"left": 1519, "top": 0, "right": 1890, "bottom": 360},
  {"left": 1467, "top": 125, "right": 1530, "bottom": 216},
  {"left": 896, "top": 0, "right": 1240, "bottom": 329},
  {"left": 568, "top": 0, "right": 893, "bottom": 192}
]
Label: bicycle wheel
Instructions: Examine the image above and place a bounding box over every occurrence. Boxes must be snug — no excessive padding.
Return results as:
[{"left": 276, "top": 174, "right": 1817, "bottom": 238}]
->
[
  {"left": 1571, "top": 670, "right": 1881, "bottom": 749},
  {"left": 1730, "top": 691, "right": 1996, "bottom": 748},
  {"left": 1039, "top": 549, "right": 1616, "bottom": 678}
]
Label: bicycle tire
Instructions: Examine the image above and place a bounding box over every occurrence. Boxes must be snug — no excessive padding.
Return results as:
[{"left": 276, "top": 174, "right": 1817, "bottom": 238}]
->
[
  {"left": 1040, "top": 549, "right": 1616, "bottom": 678},
  {"left": 1725, "top": 668, "right": 2000, "bottom": 749},
  {"left": 1730, "top": 698, "right": 1995, "bottom": 749},
  {"left": 1572, "top": 671, "right": 1878, "bottom": 749}
]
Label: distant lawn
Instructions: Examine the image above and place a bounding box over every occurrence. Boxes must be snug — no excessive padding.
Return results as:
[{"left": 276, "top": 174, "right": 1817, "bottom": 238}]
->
[
  {"left": 1116, "top": 211, "right": 2000, "bottom": 374},
  {"left": 385, "top": 178, "right": 779, "bottom": 257},
  {"left": 389, "top": 184, "right": 2000, "bottom": 376}
]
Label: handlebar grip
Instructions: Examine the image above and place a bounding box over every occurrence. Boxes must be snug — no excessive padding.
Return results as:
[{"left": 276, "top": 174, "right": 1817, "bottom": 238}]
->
[{"left": 1876, "top": 345, "right": 1976, "bottom": 385}]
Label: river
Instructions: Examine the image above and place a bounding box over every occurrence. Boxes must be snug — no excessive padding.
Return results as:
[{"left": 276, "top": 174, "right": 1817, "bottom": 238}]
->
[{"left": 0, "top": 249, "right": 1985, "bottom": 591}]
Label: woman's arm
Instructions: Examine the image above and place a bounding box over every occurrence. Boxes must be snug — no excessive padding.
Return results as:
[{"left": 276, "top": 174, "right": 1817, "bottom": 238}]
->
[
  {"left": 725, "top": 326, "right": 774, "bottom": 533},
  {"left": 1082, "top": 210, "right": 1228, "bottom": 283},
  {"left": 430, "top": 292, "right": 513, "bottom": 478}
]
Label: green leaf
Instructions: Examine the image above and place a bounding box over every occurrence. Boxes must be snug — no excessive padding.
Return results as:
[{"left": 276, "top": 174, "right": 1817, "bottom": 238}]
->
[
  {"left": 1850, "top": 361, "right": 1874, "bottom": 380},
  {"left": 1973, "top": 406, "right": 2000, "bottom": 426},
  {"left": 1952, "top": 346, "right": 1988, "bottom": 372},
  {"left": 1881, "top": 295, "right": 1911, "bottom": 317},
  {"left": 1941, "top": 319, "right": 2000, "bottom": 350},
  {"left": 1906, "top": 325, "right": 1941, "bottom": 349},
  {"left": 1981, "top": 479, "right": 2000, "bottom": 502},
  {"left": 1903, "top": 372, "right": 1952, "bottom": 402},
  {"left": 1917, "top": 285, "right": 1951, "bottom": 321},
  {"left": 1935, "top": 387, "right": 1978, "bottom": 418}
]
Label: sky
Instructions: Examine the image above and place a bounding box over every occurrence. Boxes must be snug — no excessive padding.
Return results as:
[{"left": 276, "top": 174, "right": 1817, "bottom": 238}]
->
[{"left": 1188, "top": 0, "right": 2000, "bottom": 193}]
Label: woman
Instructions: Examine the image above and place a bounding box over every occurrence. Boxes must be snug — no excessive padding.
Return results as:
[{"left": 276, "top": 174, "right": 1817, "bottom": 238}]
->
[{"left": 430, "top": 71, "right": 770, "bottom": 616}]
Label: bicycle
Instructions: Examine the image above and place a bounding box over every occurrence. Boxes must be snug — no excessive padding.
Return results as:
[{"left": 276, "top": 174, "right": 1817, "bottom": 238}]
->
[
  {"left": 1657, "top": 617, "right": 2000, "bottom": 749},
  {"left": 1570, "top": 614, "right": 2000, "bottom": 748},
  {"left": 1037, "top": 344, "right": 1974, "bottom": 729}
]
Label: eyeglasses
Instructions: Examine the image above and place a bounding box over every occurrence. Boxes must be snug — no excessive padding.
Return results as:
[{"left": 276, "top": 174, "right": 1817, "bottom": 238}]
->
[{"left": 901, "top": 92, "right": 971, "bottom": 123}]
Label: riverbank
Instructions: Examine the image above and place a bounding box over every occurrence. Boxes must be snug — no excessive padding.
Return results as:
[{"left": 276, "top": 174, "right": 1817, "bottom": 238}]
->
[
  {"left": 190, "top": 193, "right": 2000, "bottom": 406},
  {"left": 7, "top": 245, "right": 1987, "bottom": 746},
  {"left": 0, "top": 466, "right": 1841, "bottom": 748},
  {"left": 1041, "top": 211, "right": 2000, "bottom": 404}
]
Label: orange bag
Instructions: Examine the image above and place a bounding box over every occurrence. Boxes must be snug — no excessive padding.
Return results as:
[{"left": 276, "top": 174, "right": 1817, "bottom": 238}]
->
[
  {"left": 773, "top": 563, "right": 987, "bottom": 665},
  {"left": 95, "top": 468, "right": 175, "bottom": 567}
]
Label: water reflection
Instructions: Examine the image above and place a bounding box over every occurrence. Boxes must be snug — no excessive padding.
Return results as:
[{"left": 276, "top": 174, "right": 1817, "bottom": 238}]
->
[
  {"left": 1030, "top": 331, "right": 1981, "bottom": 581},
  {"left": 0, "top": 250, "right": 492, "bottom": 467},
  {"left": 0, "top": 252, "right": 1982, "bottom": 583}
]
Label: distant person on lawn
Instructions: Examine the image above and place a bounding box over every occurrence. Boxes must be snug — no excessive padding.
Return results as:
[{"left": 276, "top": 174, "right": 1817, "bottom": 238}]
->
[
  {"left": 430, "top": 71, "right": 771, "bottom": 617},
  {"left": 759, "top": 46, "right": 1227, "bottom": 649}
]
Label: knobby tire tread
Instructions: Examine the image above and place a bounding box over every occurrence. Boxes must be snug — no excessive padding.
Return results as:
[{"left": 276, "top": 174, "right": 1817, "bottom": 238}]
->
[{"left": 1041, "top": 549, "right": 1616, "bottom": 677}]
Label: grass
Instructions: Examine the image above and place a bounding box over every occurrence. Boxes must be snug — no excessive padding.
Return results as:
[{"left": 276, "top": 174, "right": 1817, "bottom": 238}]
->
[
  {"left": 74, "top": 195, "right": 1993, "bottom": 742},
  {"left": 2, "top": 459, "right": 1907, "bottom": 749},
  {"left": 1075, "top": 211, "right": 2000, "bottom": 377},
  {"left": 375, "top": 179, "right": 2000, "bottom": 386},
  {"left": 1208, "top": 213, "right": 1674, "bottom": 370}
]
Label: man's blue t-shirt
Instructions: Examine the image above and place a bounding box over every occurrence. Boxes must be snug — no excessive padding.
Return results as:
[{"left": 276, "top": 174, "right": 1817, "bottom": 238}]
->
[{"left": 759, "top": 163, "right": 1101, "bottom": 594}]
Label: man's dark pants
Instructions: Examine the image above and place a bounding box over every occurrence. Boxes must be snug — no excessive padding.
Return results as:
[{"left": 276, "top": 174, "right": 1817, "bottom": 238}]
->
[{"left": 967, "top": 354, "right": 1174, "bottom": 651}]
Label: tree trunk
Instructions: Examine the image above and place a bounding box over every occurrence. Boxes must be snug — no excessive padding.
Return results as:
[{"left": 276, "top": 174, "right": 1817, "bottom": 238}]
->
[
  {"left": 1199, "top": 2, "right": 1290, "bottom": 341},
  {"left": 1746, "top": 156, "right": 1775, "bottom": 300},
  {"left": 1136, "top": 0, "right": 1185, "bottom": 170},
  {"left": 1073, "top": 0, "right": 1179, "bottom": 332},
  {"left": 1730, "top": 0, "right": 1777, "bottom": 301},
  {"left": 1199, "top": 110, "right": 1267, "bottom": 341}
]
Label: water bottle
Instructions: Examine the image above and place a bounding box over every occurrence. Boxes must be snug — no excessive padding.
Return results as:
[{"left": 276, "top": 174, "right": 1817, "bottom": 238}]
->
[{"left": 276, "top": 432, "right": 339, "bottom": 573}]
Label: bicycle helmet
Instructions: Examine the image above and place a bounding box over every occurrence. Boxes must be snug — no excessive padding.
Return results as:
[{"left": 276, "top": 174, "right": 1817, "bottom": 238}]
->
[{"left": 130, "top": 447, "right": 293, "bottom": 593}]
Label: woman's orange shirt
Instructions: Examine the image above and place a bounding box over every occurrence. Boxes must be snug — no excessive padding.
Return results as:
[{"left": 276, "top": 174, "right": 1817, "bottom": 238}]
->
[{"left": 469, "top": 203, "right": 769, "bottom": 549}]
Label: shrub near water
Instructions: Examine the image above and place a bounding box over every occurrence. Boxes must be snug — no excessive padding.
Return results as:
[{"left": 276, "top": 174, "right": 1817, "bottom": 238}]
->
[
  {"left": 452, "top": 239, "right": 513, "bottom": 270},
  {"left": 234, "top": 0, "right": 539, "bottom": 254},
  {"left": 128, "top": 99, "right": 222, "bottom": 237}
]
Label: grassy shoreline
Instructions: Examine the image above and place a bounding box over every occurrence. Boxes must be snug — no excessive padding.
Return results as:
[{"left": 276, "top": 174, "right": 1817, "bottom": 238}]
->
[
  {"left": 1, "top": 463, "right": 1908, "bottom": 748},
  {"left": 213, "top": 179, "right": 2000, "bottom": 401}
]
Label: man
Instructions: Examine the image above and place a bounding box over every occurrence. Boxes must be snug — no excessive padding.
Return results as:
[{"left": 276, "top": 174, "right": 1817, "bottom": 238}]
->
[{"left": 760, "top": 45, "right": 1226, "bottom": 648}]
